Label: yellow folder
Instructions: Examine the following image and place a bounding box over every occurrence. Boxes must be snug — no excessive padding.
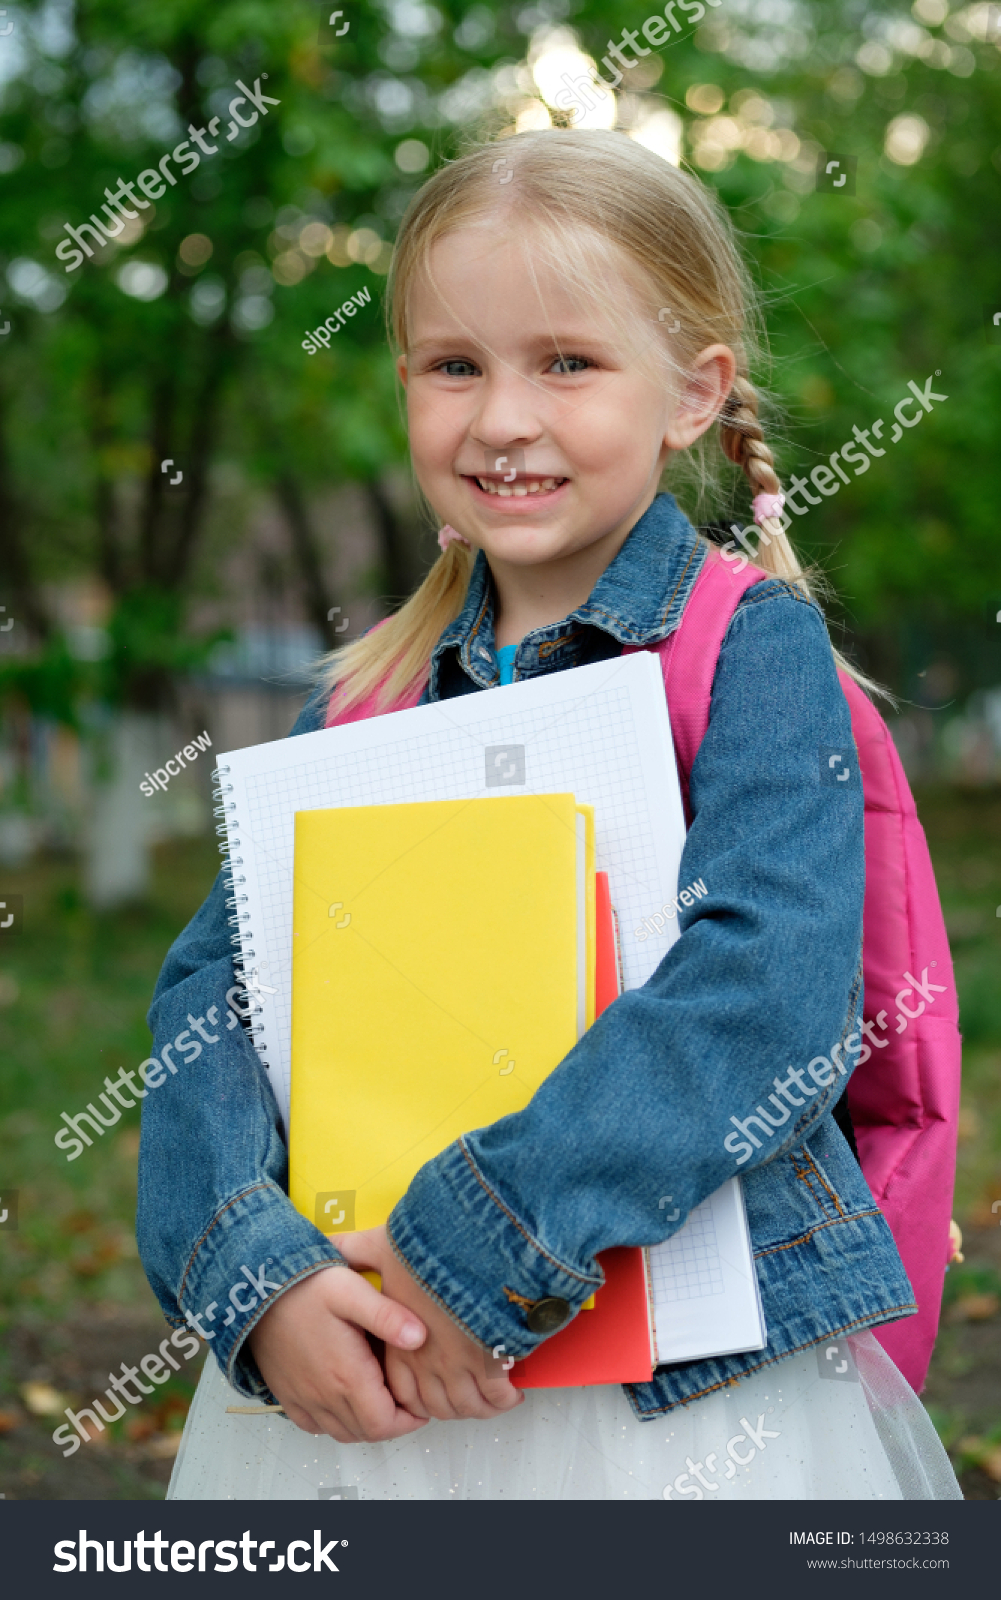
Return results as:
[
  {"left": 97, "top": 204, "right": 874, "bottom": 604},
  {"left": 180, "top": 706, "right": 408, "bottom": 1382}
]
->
[{"left": 289, "top": 795, "right": 595, "bottom": 1237}]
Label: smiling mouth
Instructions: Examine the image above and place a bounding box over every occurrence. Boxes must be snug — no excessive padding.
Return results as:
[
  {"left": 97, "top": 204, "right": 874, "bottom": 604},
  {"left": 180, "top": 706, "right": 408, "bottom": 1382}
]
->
[{"left": 468, "top": 475, "right": 568, "bottom": 498}]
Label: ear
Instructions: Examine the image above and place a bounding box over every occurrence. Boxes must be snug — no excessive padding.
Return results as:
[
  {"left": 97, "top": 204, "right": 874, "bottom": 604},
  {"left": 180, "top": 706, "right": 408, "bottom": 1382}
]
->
[
  {"left": 665, "top": 344, "right": 737, "bottom": 451},
  {"left": 396, "top": 353, "right": 409, "bottom": 388}
]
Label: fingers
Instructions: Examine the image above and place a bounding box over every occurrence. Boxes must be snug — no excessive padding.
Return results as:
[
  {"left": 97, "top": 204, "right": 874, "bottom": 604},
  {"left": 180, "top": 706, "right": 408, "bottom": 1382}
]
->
[
  {"left": 333, "top": 1227, "right": 384, "bottom": 1270},
  {"left": 336, "top": 1391, "right": 429, "bottom": 1443},
  {"left": 329, "top": 1263, "right": 427, "bottom": 1352},
  {"left": 476, "top": 1373, "right": 525, "bottom": 1414},
  {"left": 278, "top": 1377, "right": 428, "bottom": 1445},
  {"left": 384, "top": 1351, "right": 430, "bottom": 1419},
  {"left": 414, "top": 1371, "right": 461, "bottom": 1422},
  {"left": 282, "top": 1399, "right": 356, "bottom": 1444},
  {"left": 388, "top": 1352, "right": 526, "bottom": 1423},
  {"left": 329, "top": 1345, "right": 429, "bottom": 1442},
  {"left": 450, "top": 1370, "right": 524, "bottom": 1420}
]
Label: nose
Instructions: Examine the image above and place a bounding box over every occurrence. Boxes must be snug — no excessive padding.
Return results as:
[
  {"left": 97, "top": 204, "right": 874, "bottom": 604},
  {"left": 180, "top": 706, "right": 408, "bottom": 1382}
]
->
[{"left": 469, "top": 369, "right": 544, "bottom": 455}]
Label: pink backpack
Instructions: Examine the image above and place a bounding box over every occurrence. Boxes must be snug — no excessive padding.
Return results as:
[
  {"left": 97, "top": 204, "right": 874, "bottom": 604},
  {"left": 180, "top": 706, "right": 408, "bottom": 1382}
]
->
[
  {"left": 624, "top": 548, "right": 961, "bottom": 1393},
  {"left": 327, "top": 547, "right": 961, "bottom": 1393}
]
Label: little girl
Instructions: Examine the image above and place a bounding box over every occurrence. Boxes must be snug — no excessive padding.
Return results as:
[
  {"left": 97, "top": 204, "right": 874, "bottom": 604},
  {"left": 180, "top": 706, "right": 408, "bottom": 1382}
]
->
[{"left": 141, "top": 129, "right": 961, "bottom": 1500}]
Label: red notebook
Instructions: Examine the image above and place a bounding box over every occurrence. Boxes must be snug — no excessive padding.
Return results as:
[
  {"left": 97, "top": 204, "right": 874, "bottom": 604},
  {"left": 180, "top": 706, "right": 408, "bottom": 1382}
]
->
[{"left": 510, "top": 873, "right": 654, "bottom": 1388}]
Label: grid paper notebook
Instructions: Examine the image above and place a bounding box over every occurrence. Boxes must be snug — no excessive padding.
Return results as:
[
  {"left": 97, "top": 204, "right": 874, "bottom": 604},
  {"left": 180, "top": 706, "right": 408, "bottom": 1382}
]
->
[{"left": 216, "top": 652, "right": 765, "bottom": 1364}]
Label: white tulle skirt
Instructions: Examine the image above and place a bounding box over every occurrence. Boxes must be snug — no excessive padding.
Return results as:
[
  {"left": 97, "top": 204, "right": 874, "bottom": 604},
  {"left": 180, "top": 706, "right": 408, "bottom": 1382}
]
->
[{"left": 168, "top": 1331, "right": 961, "bottom": 1501}]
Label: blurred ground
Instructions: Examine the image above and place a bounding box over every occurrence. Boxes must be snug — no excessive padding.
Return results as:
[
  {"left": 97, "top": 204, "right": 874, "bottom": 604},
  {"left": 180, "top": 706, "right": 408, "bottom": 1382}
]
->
[{"left": 0, "top": 789, "right": 998, "bottom": 1500}]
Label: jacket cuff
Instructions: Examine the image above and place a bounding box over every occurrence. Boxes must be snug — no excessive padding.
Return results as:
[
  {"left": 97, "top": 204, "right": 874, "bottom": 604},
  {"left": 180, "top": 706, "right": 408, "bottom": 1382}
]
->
[
  {"left": 175, "top": 1180, "right": 348, "bottom": 1401},
  {"left": 388, "top": 1139, "right": 601, "bottom": 1358}
]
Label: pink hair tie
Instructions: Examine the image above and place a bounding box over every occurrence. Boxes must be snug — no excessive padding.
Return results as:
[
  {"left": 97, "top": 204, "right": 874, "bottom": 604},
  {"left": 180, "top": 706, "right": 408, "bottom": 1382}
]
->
[
  {"left": 752, "top": 493, "right": 785, "bottom": 527},
  {"left": 437, "top": 524, "right": 472, "bottom": 553}
]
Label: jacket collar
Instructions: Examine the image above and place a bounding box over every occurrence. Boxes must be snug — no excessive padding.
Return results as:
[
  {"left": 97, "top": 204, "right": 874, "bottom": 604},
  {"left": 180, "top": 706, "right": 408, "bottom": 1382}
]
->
[{"left": 427, "top": 492, "right": 706, "bottom": 696}]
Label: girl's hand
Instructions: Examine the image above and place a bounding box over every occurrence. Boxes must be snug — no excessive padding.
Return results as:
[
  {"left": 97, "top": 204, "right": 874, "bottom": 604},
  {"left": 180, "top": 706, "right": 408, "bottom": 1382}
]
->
[
  {"left": 337, "top": 1226, "right": 525, "bottom": 1422},
  {"left": 245, "top": 1263, "right": 430, "bottom": 1443}
]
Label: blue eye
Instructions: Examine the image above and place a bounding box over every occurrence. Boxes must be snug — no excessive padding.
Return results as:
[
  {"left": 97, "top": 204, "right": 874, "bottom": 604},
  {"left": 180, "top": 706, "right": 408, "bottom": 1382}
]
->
[
  {"left": 549, "top": 355, "right": 592, "bottom": 375},
  {"left": 438, "top": 359, "right": 478, "bottom": 376}
]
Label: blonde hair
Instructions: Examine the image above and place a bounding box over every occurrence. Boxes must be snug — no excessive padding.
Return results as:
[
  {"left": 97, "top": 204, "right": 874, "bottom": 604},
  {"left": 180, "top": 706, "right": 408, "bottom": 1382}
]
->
[{"left": 323, "top": 128, "right": 879, "bottom": 714}]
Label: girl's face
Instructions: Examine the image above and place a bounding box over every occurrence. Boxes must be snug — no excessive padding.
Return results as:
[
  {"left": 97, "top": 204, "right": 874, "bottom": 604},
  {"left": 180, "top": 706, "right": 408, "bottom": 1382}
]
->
[{"left": 398, "top": 221, "right": 734, "bottom": 569}]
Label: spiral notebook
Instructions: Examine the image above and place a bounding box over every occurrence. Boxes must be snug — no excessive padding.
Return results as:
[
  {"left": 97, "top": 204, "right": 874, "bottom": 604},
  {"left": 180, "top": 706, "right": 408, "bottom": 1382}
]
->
[{"left": 213, "top": 652, "right": 766, "bottom": 1366}]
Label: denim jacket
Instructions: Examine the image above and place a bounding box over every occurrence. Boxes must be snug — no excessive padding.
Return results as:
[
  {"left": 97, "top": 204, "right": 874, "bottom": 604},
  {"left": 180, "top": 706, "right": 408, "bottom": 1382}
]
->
[{"left": 138, "top": 492, "right": 915, "bottom": 1419}]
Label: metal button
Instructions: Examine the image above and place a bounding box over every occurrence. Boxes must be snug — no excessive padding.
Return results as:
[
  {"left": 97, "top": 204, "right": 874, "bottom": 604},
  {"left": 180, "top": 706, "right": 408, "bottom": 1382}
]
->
[
  {"left": 475, "top": 643, "right": 492, "bottom": 661},
  {"left": 525, "top": 1296, "right": 571, "bottom": 1335}
]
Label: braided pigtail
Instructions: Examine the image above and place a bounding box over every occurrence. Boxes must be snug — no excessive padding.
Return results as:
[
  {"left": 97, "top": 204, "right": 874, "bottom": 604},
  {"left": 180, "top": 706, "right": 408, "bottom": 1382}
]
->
[
  {"left": 719, "top": 375, "right": 814, "bottom": 599},
  {"left": 718, "top": 374, "right": 889, "bottom": 699}
]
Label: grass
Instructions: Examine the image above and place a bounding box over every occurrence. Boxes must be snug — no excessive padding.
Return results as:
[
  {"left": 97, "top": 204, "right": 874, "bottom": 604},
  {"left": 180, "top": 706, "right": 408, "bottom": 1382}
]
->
[
  {"left": 0, "top": 836, "right": 221, "bottom": 1323},
  {"left": 0, "top": 837, "right": 219, "bottom": 1497}
]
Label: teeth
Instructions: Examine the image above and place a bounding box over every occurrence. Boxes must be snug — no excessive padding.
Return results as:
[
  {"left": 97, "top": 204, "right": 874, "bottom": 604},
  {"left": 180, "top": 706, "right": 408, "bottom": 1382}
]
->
[{"left": 474, "top": 476, "right": 564, "bottom": 496}]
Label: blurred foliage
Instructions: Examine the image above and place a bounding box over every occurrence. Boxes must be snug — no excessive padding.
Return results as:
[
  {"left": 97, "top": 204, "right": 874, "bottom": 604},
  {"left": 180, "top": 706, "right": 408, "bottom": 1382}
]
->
[
  {"left": 0, "top": 0, "right": 998, "bottom": 707},
  {"left": 0, "top": 591, "right": 230, "bottom": 722}
]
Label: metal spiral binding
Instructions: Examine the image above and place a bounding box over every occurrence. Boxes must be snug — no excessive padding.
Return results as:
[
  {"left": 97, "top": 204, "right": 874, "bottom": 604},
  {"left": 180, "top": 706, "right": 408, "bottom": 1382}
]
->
[{"left": 211, "top": 764, "right": 269, "bottom": 1066}]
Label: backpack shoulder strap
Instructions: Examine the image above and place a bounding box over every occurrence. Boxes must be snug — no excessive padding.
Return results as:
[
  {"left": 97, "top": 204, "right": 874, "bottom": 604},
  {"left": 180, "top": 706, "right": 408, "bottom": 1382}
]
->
[{"left": 624, "top": 544, "right": 769, "bottom": 815}]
